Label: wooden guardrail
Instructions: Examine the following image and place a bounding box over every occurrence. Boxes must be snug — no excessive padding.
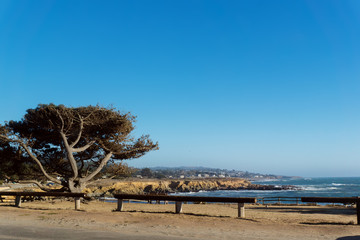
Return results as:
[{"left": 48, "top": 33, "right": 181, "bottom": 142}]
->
[
  {"left": 113, "top": 194, "right": 256, "bottom": 218},
  {"left": 257, "top": 197, "right": 302, "bottom": 205},
  {"left": 301, "top": 197, "right": 360, "bottom": 224},
  {"left": 0, "top": 191, "right": 85, "bottom": 210}
]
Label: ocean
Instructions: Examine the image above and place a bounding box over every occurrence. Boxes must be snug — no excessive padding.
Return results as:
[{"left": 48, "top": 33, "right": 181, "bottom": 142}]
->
[{"left": 173, "top": 177, "right": 360, "bottom": 201}]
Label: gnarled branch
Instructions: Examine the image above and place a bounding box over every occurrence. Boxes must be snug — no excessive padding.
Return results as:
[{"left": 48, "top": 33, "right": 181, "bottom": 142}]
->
[
  {"left": 18, "top": 180, "right": 65, "bottom": 192},
  {"left": 70, "top": 114, "right": 83, "bottom": 148},
  {"left": 72, "top": 140, "right": 95, "bottom": 152},
  {"left": 82, "top": 152, "right": 113, "bottom": 182},
  {"left": 0, "top": 135, "right": 61, "bottom": 184},
  {"left": 60, "top": 132, "right": 78, "bottom": 179}
]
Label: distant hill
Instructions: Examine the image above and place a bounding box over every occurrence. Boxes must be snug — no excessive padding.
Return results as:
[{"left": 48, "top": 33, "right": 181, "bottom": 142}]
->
[{"left": 147, "top": 166, "right": 300, "bottom": 180}]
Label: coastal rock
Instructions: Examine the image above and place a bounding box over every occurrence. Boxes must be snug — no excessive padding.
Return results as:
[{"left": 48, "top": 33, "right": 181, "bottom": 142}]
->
[{"left": 84, "top": 178, "right": 298, "bottom": 196}]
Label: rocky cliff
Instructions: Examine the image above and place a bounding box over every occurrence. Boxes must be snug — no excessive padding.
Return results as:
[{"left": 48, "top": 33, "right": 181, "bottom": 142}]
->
[{"left": 84, "top": 178, "right": 296, "bottom": 197}]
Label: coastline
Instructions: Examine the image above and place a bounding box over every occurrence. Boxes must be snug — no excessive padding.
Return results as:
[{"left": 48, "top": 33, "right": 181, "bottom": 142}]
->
[{"left": 84, "top": 178, "right": 297, "bottom": 197}]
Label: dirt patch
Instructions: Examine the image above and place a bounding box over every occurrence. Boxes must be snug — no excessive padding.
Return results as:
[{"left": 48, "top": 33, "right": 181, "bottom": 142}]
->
[{"left": 1, "top": 201, "right": 359, "bottom": 239}]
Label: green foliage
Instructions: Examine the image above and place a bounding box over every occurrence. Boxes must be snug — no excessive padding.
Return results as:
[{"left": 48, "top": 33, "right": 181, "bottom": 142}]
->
[
  {"left": 0, "top": 141, "right": 39, "bottom": 180},
  {"left": 102, "top": 161, "right": 136, "bottom": 179},
  {"left": 0, "top": 104, "right": 158, "bottom": 192},
  {"left": 153, "top": 172, "right": 166, "bottom": 179},
  {"left": 140, "top": 168, "right": 153, "bottom": 178}
]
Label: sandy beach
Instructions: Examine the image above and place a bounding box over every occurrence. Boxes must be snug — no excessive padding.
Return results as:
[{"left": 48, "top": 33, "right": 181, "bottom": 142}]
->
[{"left": 1, "top": 200, "right": 360, "bottom": 240}]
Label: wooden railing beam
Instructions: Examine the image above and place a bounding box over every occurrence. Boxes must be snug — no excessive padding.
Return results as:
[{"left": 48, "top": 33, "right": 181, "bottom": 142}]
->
[
  {"left": 113, "top": 194, "right": 256, "bottom": 218},
  {"left": 301, "top": 197, "right": 360, "bottom": 225},
  {"left": 0, "top": 191, "right": 85, "bottom": 210}
]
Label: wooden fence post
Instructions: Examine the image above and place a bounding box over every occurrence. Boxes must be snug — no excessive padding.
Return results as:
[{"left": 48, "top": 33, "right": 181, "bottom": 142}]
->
[
  {"left": 175, "top": 201, "right": 183, "bottom": 213},
  {"left": 117, "top": 199, "right": 124, "bottom": 211},
  {"left": 74, "top": 197, "right": 81, "bottom": 210},
  {"left": 15, "top": 196, "right": 22, "bottom": 207},
  {"left": 238, "top": 203, "right": 245, "bottom": 218}
]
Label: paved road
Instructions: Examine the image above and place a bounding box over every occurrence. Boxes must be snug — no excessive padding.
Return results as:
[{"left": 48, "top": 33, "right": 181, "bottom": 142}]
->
[{"left": 0, "top": 224, "right": 188, "bottom": 240}]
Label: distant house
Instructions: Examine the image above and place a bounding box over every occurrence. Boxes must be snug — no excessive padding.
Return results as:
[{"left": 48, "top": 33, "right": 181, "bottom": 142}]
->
[{"left": 179, "top": 175, "right": 185, "bottom": 179}]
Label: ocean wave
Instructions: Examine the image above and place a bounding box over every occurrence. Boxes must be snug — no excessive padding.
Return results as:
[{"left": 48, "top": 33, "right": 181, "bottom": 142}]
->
[
  {"left": 300, "top": 186, "right": 338, "bottom": 191},
  {"left": 224, "top": 190, "right": 293, "bottom": 193},
  {"left": 331, "top": 183, "right": 359, "bottom": 186},
  {"left": 174, "top": 191, "right": 200, "bottom": 195},
  {"left": 170, "top": 178, "right": 360, "bottom": 199},
  {"left": 332, "top": 183, "right": 346, "bottom": 186}
]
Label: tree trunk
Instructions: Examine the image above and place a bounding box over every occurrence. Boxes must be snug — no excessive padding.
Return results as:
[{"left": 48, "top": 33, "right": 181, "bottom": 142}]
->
[{"left": 68, "top": 179, "right": 86, "bottom": 193}]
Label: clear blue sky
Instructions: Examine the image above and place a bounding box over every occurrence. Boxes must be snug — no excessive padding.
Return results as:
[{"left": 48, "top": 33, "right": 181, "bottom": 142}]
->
[{"left": 1, "top": 1, "right": 360, "bottom": 177}]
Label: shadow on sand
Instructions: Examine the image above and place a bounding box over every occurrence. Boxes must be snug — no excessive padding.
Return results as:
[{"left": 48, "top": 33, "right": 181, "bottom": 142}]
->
[
  {"left": 112, "top": 209, "right": 258, "bottom": 222},
  {"left": 337, "top": 236, "right": 360, "bottom": 240},
  {"left": 252, "top": 206, "right": 355, "bottom": 216},
  {"left": 300, "top": 221, "right": 355, "bottom": 226}
]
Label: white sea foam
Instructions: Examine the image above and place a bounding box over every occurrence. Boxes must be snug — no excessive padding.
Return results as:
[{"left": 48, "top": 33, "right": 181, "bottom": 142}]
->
[
  {"left": 99, "top": 197, "right": 117, "bottom": 200},
  {"left": 331, "top": 183, "right": 358, "bottom": 186},
  {"left": 332, "top": 183, "right": 346, "bottom": 186},
  {"left": 300, "top": 186, "right": 338, "bottom": 191},
  {"left": 170, "top": 177, "right": 360, "bottom": 199}
]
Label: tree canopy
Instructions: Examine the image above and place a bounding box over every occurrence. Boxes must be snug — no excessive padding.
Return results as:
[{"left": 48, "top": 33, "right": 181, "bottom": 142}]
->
[{"left": 0, "top": 104, "right": 158, "bottom": 192}]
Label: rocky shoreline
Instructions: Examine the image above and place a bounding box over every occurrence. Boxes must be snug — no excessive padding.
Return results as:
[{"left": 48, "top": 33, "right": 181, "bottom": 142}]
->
[{"left": 84, "top": 178, "right": 298, "bottom": 197}]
